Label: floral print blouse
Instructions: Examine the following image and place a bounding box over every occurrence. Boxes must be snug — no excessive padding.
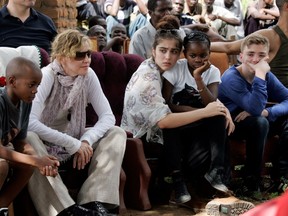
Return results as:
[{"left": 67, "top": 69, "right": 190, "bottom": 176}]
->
[{"left": 121, "top": 58, "right": 171, "bottom": 144}]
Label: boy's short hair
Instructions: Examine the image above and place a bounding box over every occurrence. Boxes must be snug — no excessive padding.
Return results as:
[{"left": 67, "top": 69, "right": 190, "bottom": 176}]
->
[
  {"left": 241, "top": 34, "right": 270, "bottom": 52},
  {"left": 6, "top": 56, "right": 41, "bottom": 78},
  {"left": 111, "top": 23, "right": 126, "bottom": 34}
]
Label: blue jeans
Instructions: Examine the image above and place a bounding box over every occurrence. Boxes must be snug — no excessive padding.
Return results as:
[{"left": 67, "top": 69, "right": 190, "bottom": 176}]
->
[
  {"left": 269, "top": 115, "right": 288, "bottom": 178},
  {"left": 231, "top": 116, "right": 269, "bottom": 180},
  {"left": 161, "top": 116, "right": 228, "bottom": 177}
]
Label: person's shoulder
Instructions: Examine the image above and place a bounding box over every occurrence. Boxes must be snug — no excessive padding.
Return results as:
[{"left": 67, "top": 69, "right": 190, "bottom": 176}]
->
[
  {"left": 267, "top": 70, "right": 281, "bottom": 82},
  {"left": 252, "top": 28, "right": 277, "bottom": 48},
  {"left": 87, "top": 67, "right": 97, "bottom": 78},
  {"left": 176, "top": 59, "right": 187, "bottom": 68},
  {"left": 31, "top": 8, "right": 54, "bottom": 22},
  {"left": 135, "top": 24, "right": 149, "bottom": 34},
  {"left": 41, "top": 64, "right": 56, "bottom": 79},
  {"left": 164, "top": 60, "right": 181, "bottom": 72},
  {"left": 131, "top": 24, "right": 149, "bottom": 40},
  {"left": 217, "top": 6, "right": 234, "bottom": 15},
  {"left": 0, "top": 5, "right": 8, "bottom": 17},
  {"left": 209, "top": 64, "right": 221, "bottom": 72},
  {"left": 221, "top": 66, "right": 238, "bottom": 79},
  {"left": 138, "top": 58, "right": 155, "bottom": 71},
  {"left": 255, "top": 27, "right": 276, "bottom": 37},
  {"left": 164, "top": 59, "right": 187, "bottom": 74}
]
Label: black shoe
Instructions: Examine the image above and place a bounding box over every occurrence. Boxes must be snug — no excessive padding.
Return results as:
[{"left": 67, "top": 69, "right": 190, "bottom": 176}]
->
[
  {"left": 235, "top": 176, "right": 264, "bottom": 201},
  {"left": 171, "top": 172, "right": 191, "bottom": 204},
  {"left": 276, "top": 176, "right": 288, "bottom": 193},
  {"left": 0, "top": 208, "right": 8, "bottom": 216},
  {"left": 98, "top": 202, "right": 119, "bottom": 215},
  {"left": 264, "top": 176, "right": 288, "bottom": 197},
  {"left": 204, "top": 168, "right": 231, "bottom": 195},
  {"left": 81, "top": 201, "right": 116, "bottom": 216},
  {"left": 57, "top": 204, "right": 95, "bottom": 216}
]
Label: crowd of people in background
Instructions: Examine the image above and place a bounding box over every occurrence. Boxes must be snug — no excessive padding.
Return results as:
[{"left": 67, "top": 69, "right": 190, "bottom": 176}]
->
[{"left": 1, "top": 0, "right": 288, "bottom": 215}]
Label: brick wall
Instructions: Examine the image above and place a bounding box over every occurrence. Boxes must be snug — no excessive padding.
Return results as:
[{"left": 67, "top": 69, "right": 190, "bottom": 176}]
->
[{"left": 0, "top": 0, "right": 77, "bottom": 32}]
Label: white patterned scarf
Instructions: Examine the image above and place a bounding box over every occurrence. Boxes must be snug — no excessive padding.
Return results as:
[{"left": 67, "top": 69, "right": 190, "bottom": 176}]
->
[{"left": 40, "top": 60, "right": 89, "bottom": 161}]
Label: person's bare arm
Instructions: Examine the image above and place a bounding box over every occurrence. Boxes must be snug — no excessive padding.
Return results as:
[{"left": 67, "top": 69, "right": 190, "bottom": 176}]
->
[
  {"left": 181, "top": 24, "right": 228, "bottom": 42},
  {"left": 134, "top": 0, "right": 148, "bottom": 15},
  {"left": 181, "top": 23, "right": 210, "bottom": 31},
  {"left": 251, "top": 9, "right": 277, "bottom": 20},
  {"left": 261, "top": 7, "right": 280, "bottom": 18},
  {"left": 216, "top": 14, "right": 240, "bottom": 26},
  {"left": 102, "top": 36, "right": 126, "bottom": 51},
  {"left": 0, "top": 143, "right": 37, "bottom": 166},
  {"left": 205, "top": 28, "right": 228, "bottom": 42},
  {"left": 247, "top": 2, "right": 279, "bottom": 19},
  {"left": 0, "top": 140, "right": 59, "bottom": 176},
  {"left": 210, "top": 39, "right": 243, "bottom": 54},
  {"left": 193, "top": 61, "right": 219, "bottom": 105},
  {"left": 105, "top": 0, "right": 120, "bottom": 16},
  {"left": 157, "top": 101, "right": 227, "bottom": 128}
]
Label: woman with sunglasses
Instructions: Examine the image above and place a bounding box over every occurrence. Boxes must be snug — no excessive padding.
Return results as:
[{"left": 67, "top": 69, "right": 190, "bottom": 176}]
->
[
  {"left": 26, "top": 29, "right": 126, "bottom": 216},
  {"left": 121, "top": 25, "right": 232, "bottom": 205}
]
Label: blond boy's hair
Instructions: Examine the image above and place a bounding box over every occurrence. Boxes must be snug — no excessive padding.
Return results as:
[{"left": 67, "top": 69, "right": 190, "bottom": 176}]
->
[{"left": 241, "top": 34, "right": 270, "bottom": 53}]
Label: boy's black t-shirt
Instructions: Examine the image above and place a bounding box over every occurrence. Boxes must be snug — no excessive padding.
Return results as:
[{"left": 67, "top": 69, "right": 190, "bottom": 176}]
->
[{"left": 0, "top": 87, "right": 31, "bottom": 146}]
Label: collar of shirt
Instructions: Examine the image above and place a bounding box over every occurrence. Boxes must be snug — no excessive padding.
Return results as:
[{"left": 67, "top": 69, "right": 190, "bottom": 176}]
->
[{"left": 0, "top": 6, "right": 38, "bottom": 19}]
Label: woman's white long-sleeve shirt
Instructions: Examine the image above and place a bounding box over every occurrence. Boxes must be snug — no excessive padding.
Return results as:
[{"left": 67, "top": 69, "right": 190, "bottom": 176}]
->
[{"left": 28, "top": 65, "right": 115, "bottom": 155}]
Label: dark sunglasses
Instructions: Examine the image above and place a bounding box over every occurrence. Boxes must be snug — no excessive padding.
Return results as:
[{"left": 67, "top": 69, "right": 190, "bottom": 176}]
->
[{"left": 74, "top": 50, "right": 92, "bottom": 61}]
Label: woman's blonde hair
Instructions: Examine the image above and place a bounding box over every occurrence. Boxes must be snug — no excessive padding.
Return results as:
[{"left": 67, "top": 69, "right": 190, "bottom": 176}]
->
[{"left": 51, "top": 29, "right": 91, "bottom": 60}]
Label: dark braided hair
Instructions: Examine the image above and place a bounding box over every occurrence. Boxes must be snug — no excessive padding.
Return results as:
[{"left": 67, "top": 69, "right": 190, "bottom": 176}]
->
[{"left": 183, "top": 31, "right": 210, "bottom": 51}]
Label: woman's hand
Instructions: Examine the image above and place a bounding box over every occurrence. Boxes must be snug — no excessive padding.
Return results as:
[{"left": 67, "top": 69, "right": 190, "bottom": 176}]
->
[
  {"left": 37, "top": 155, "right": 60, "bottom": 177},
  {"left": 204, "top": 101, "right": 227, "bottom": 117},
  {"left": 73, "top": 141, "right": 93, "bottom": 170}
]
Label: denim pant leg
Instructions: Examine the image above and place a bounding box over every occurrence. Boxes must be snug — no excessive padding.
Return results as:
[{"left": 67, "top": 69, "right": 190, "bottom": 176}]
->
[
  {"left": 161, "top": 120, "right": 211, "bottom": 176},
  {"left": 270, "top": 116, "right": 288, "bottom": 177},
  {"left": 206, "top": 116, "right": 227, "bottom": 172},
  {"left": 232, "top": 116, "right": 269, "bottom": 179},
  {"left": 161, "top": 127, "right": 183, "bottom": 175},
  {"left": 181, "top": 116, "right": 226, "bottom": 174}
]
